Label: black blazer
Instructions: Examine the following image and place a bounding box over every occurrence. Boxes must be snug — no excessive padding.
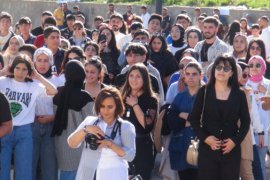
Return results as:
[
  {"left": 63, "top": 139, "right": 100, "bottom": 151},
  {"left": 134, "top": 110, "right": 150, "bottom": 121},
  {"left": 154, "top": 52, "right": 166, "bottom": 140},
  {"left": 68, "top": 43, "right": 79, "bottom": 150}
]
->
[{"left": 188, "top": 85, "right": 250, "bottom": 160}]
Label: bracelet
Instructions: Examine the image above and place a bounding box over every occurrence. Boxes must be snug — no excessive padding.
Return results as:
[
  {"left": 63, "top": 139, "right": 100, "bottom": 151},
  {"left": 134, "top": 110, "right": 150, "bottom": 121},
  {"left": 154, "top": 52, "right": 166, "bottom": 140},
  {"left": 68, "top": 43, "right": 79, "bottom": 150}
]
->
[{"left": 132, "top": 103, "right": 138, "bottom": 108}]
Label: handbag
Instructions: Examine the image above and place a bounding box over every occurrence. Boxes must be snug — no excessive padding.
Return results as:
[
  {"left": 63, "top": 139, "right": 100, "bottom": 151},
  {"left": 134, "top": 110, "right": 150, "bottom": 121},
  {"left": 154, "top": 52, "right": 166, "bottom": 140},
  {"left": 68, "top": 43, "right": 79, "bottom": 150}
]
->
[{"left": 186, "top": 86, "right": 207, "bottom": 166}]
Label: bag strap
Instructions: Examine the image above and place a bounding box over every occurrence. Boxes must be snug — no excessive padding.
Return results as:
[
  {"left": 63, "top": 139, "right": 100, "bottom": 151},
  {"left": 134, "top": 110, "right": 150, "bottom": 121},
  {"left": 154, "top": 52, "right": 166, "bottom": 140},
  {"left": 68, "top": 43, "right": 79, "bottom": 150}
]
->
[{"left": 199, "top": 86, "right": 207, "bottom": 128}]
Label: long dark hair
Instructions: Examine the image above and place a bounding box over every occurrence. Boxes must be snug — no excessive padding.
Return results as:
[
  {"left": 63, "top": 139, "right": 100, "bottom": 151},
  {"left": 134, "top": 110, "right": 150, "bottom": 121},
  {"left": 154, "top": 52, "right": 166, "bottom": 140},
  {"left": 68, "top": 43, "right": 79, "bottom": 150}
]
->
[
  {"left": 8, "top": 55, "right": 33, "bottom": 82},
  {"left": 245, "top": 39, "right": 266, "bottom": 63},
  {"left": 207, "top": 54, "right": 239, "bottom": 88},
  {"left": 121, "top": 63, "right": 156, "bottom": 100},
  {"left": 98, "top": 27, "right": 119, "bottom": 56},
  {"left": 225, "top": 20, "right": 241, "bottom": 45},
  {"left": 149, "top": 34, "right": 168, "bottom": 53}
]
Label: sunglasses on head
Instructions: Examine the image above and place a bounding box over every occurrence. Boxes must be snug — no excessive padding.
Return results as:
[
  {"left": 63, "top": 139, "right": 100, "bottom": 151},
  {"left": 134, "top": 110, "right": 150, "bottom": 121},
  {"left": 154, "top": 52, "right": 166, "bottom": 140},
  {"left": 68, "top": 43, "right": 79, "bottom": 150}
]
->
[
  {"left": 215, "top": 65, "right": 232, "bottom": 72},
  {"left": 249, "top": 63, "right": 261, "bottom": 68}
]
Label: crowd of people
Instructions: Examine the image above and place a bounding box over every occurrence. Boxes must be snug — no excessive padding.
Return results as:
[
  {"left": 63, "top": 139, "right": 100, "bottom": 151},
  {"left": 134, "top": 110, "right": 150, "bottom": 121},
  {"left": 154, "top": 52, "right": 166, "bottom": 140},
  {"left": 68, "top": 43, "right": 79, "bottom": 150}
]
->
[{"left": 1, "top": 1, "right": 270, "bottom": 180}]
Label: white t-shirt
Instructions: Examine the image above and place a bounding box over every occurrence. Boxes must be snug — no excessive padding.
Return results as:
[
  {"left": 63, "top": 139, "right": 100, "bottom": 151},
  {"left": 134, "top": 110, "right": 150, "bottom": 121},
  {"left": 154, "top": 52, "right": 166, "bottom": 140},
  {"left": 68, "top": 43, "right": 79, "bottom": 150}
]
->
[
  {"left": 0, "top": 31, "right": 12, "bottom": 51},
  {"left": 0, "top": 77, "right": 46, "bottom": 126}
]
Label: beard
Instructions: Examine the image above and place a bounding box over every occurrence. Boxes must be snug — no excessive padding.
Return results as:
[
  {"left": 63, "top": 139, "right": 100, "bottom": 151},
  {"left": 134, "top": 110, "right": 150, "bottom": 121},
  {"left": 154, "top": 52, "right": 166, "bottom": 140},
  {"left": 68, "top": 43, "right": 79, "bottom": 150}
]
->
[
  {"left": 112, "top": 25, "right": 119, "bottom": 32},
  {"left": 203, "top": 32, "right": 216, "bottom": 39}
]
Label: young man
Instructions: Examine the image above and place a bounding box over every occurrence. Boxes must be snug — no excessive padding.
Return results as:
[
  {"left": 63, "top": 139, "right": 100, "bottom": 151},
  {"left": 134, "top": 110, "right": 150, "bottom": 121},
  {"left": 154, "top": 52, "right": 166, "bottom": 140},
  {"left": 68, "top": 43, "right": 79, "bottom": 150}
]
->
[
  {"left": 60, "top": 14, "right": 75, "bottom": 39},
  {"left": 161, "top": 7, "right": 171, "bottom": 36},
  {"left": 258, "top": 16, "right": 270, "bottom": 59},
  {"left": 115, "top": 43, "right": 165, "bottom": 105},
  {"left": 123, "top": 5, "right": 133, "bottom": 26},
  {"left": 31, "top": 11, "right": 53, "bottom": 36},
  {"left": 18, "top": 17, "right": 36, "bottom": 44},
  {"left": 0, "top": 12, "right": 14, "bottom": 52},
  {"left": 148, "top": 14, "right": 162, "bottom": 36},
  {"left": 109, "top": 14, "right": 125, "bottom": 47},
  {"left": 247, "top": 24, "right": 261, "bottom": 43},
  {"left": 192, "top": 7, "right": 201, "bottom": 25},
  {"left": 44, "top": 26, "right": 65, "bottom": 74},
  {"left": 175, "top": 14, "right": 191, "bottom": 30},
  {"left": 140, "top": 5, "right": 151, "bottom": 29},
  {"left": 92, "top": 16, "right": 104, "bottom": 30},
  {"left": 194, "top": 16, "right": 229, "bottom": 72},
  {"left": 106, "top": 3, "right": 118, "bottom": 20}
]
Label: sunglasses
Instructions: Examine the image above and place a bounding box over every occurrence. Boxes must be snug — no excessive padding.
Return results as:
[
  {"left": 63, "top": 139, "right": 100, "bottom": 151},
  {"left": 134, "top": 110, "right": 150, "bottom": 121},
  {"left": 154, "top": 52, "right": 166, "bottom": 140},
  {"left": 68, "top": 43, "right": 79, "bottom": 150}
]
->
[
  {"left": 242, "top": 73, "right": 250, "bottom": 79},
  {"left": 215, "top": 65, "right": 232, "bottom": 72},
  {"left": 249, "top": 63, "right": 261, "bottom": 68},
  {"left": 250, "top": 46, "right": 261, "bottom": 51}
]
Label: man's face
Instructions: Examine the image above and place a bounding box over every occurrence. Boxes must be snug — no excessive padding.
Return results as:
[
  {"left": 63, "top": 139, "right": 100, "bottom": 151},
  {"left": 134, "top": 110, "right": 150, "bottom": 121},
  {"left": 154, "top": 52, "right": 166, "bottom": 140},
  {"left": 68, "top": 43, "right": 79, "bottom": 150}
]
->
[
  {"left": 67, "top": 20, "right": 75, "bottom": 29},
  {"left": 0, "top": 18, "right": 11, "bottom": 31},
  {"left": 41, "top": 15, "right": 51, "bottom": 27},
  {"left": 140, "top": 8, "right": 146, "bottom": 14},
  {"left": 126, "top": 52, "right": 145, "bottom": 65},
  {"left": 94, "top": 20, "right": 102, "bottom": 29},
  {"left": 148, "top": 19, "right": 161, "bottom": 34},
  {"left": 110, "top": 18, "right": 122, "bottom": 32},
  {"left": 203, "top": 22, "right": 218, "bottom": 39},
  {"left": 45, "top": 32, "right": 60, "bottom": 50},
  {"left": 162, "top": 9, "right": 167, "bottom": 16},
  {"left": 176, "top": 18, "right": 190, "bottom": 30},
  {"left": 109, "top": 5, "right": 114, "bottom": 12},
  {"left": 258, "top": 19, "right": 267, "bottom": 29},
  {"left": 251, "top": 28, "right": 260, "bottom": 36},
  {"left": 19, "top": 23, "right": 31, "bottom": 34},
  {"left": 133, "top": 35, "right": 149, "bottom": 43},
  {"left": 127, "top": 6, "right": 132, "bottom": 13},
  {"left": 195, "top": 10, "right": 201, "bottom": 17}
]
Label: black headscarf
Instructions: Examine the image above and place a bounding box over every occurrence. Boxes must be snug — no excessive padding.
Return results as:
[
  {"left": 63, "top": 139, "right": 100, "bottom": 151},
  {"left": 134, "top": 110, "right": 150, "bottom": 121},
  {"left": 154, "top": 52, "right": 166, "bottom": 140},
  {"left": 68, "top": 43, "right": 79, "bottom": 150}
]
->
[
  {"left": 171, "top": 24, "right": 185, "bottom": 48},
  {"left": 52, "top": 60, "right": 89, "bottom": 136}
]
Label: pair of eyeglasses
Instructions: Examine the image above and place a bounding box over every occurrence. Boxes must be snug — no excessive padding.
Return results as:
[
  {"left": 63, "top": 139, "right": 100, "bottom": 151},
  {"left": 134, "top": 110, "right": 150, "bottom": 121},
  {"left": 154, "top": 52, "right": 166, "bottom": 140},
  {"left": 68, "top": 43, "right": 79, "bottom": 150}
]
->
[
  {"left": 74, "top": 27, "right": 82, "bottom": 31},
  {"left": 250, "top": 46, "right": 261, "bottom": 51},
  {"left": 249, "top": 63, "right": 261, "bottom": 68},
  {"left": 242, "top": 73, "right": 250, "bottom": 79},
  {"left": 215, "top": 65, "right": 232, "bottom": 72}
]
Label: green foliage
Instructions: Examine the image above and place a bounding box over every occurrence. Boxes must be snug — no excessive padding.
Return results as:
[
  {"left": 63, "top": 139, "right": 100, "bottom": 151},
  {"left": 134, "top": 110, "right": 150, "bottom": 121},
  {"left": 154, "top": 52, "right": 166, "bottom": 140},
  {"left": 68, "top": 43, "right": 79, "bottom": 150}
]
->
[{"left": 83, "top": 0, "right": 270, "bottom": 8}]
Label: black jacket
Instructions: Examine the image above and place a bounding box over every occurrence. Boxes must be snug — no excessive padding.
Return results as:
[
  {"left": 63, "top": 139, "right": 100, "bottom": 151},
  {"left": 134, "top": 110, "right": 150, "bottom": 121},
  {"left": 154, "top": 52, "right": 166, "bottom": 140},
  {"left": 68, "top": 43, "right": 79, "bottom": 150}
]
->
[{"left": 188, "top": 85, "right": 250, "bottom": 160}]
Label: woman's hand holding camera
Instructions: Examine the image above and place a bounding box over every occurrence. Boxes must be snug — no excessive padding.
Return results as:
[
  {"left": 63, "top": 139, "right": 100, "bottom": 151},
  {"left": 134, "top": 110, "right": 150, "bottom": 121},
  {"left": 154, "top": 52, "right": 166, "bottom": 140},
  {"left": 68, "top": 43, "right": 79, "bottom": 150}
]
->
[
  {"left": 84, "top": 125, "right": 105, "bottom": 139},
  {"left": 97, "top": 139, "right": 113, "bottom": 149}
]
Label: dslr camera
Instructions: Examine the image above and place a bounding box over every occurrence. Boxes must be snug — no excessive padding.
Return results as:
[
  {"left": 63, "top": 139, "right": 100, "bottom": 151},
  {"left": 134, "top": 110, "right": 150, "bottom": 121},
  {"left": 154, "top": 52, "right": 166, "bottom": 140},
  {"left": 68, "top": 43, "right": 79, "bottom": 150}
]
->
[{"left": 85, "top": 133, "right": 105, "bottom": 150}]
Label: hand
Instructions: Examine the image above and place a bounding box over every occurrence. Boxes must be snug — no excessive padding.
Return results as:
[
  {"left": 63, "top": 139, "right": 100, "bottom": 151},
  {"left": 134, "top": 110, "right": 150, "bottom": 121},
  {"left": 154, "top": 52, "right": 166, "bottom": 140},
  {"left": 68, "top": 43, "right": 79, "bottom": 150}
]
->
[
  {"left": 125, "top": 95, "right": 138, "bottom": 107},
  {"left": 97, "top": 139, "right": 113, "bottom": 149},
  {"left": 185, "top": 121, "right": 191, "bottom": 127},
  {"left": 260, "top": 96, "right": 270, "bottom": 104},
  {"left": 0, "top": 65, "right": 11, "bottom": 76},
  {"left": 31, "top": 67, "right": 40, "bottom": 80},
  {"left": 98, "top": 41, "right": 107, "bottom": 51},
  {"left": 178, "top": 76, "right": 185, "bottom": 92},
  {"left": 179, "top": 112, "right": 189, "bottom": 120},
  {"left": 36, "top": 115, "right": 54, "bottom": 124},
  {"left": 222, "top": 138, "right": 236, "bottom": 154},
  {"left": 258, "top": 134, "right": 264, "bottom": 147},
  {"left": 84, "top": 125, "right": 105, "bottom": 139},
  {"left": 205, "top": 136, "right": 222, "bottom": 151},
  {"left": 258, "top": 84, "right": 267, "bottom": 94}
]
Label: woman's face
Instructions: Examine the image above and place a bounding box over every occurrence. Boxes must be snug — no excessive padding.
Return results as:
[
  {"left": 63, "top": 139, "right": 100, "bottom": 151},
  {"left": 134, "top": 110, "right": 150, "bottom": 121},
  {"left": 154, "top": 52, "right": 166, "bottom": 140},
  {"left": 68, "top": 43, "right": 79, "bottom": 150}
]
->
[
  {"left": 179, "top": 59, "right": 192, "bottom": 75},
  {"left": 249, "top": 58, "right": 262, "bottom": 76},
  {"left": 85, "top": 64, "right": 100, "bottom": 84},
  {"left": 214, "top": 62, "right": 233, "bottom": 83},
  {"left": 9, "top": 38, "right": 20, "bottom": 54},
  {"left": 170, "top": 26, "right": 181, "bottom": 41},
  {"left": 233, "top": 36, "right": 246, "bottom": 53},
  {"left": 73, "top": 25, "right": 83, "bottom": 37},
  {"left": 13, "top": 63, "right": 29, "bottom": 82},
  {"left": 85, "top": 45, "right": 97, "bottom": 59},
  {"left": 249, "top": 42, "right": 262, "bottom": 57},
  {"left": 100, "top": 97, "right": 116, "bottom": 122},
  {"left": 101, "top": 29, "right": 112, "bottom": 44},
  {"left": 151, "top": 37, "right": 162, "bottom": 53},
  {"left": 184, "top": 67, "right": 201, "bottom": 88},
  {"left": 187, "top": 32, "right": 199, "bottom": 48},
  {"left": 239, "top": 67, "right": 249, "bottom": 86},
  {"left": 128, "top": 69, "right": 144, "bottom": 92},
  {"left": 68, "top": 52, "right": 82, "bottom": 61},
  {"left": 35, "top": 54, "right": 51, "bottom": 74},
  {"left": 240, "top": 20, "right": 247, "bottom": 29}
]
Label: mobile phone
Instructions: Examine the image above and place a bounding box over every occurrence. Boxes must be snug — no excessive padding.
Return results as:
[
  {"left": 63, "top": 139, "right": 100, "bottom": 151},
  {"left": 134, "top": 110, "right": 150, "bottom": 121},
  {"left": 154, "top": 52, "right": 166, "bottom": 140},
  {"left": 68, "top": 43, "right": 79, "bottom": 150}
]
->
[{"left": 98, "top": 34, "right": 107, "bottom": 43}]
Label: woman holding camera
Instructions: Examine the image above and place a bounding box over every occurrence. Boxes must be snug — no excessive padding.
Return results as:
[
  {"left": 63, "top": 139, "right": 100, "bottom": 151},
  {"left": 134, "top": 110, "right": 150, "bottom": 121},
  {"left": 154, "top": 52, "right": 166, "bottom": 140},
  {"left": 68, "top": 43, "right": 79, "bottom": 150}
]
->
[{"left": 68, "top": 86, "right": 136, "bottom": 180}]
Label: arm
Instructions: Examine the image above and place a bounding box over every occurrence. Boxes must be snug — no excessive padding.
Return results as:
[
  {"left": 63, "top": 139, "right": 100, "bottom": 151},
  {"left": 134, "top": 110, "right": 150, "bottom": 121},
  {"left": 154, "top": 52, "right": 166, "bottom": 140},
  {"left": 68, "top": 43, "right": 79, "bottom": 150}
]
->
[
  {"left": 33, "top": 69, "right": 57, "bottom": 95},
  {"left": 0, "top": 94, "right": 13, "bottom": 137},
  {"left": 0, "top": 121, "right": 12, "bottom": 138},
  {"left": 261, "top": 96, "right": 270, "bottom": 110}
]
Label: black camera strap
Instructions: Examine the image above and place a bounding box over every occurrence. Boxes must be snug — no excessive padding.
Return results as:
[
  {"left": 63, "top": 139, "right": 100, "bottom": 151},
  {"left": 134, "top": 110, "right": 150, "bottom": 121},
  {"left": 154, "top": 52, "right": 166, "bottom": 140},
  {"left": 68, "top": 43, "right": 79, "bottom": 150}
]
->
[{"left": 93, "top": 118, "right": 121, "bottom": 140}]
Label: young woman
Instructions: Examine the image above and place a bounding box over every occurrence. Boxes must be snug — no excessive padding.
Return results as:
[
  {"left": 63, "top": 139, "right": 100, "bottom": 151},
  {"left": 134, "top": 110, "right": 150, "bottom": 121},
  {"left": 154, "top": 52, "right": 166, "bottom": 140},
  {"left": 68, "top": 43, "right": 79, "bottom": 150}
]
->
[
  {"left": 32, "top": 47, "right": 62, "bottom": 180},
  {"left": 245, "top": 39, "right": 270, "bottom": 79},
  {"left": 189, "top": 54, "right": 250, "bottom": 180},
  {"left": 224, "top": 21, "right": 241, "bottom": 48},
  {"left": 3, "top": 35, "right": 25, "bottom": 66},
  {"left": 121, "top": 63, "right": 158, "bottom": 180},
  {"left": 168, "top": 24, "right": 187, "bottom": 57},
  {"left": 0, "top": 55, "right": 57, "bottom": 180},
  {"left": 149, "top": 34, "right": 178, "bottom": 91},
  {"left": 84, "top": 58, "right": 107, "bottom": 100},
  {"left": 232, "top": 33, "right": 248, "bottom": 61},
  {"left": 98, "top": 27, "right": 120, "bottom": 84},
  {"left": 167, "top": 62, "right": 202, "bottom": 180},
  {"left": 69, "top": 21, "right": 90, "bottom": 49},
  {"left": 240, "top": 18, "right": 251, "bottom": 36},
  {"left": 246, "top": 55, "right": 270, "bottom": 180},
  {"left": 84, "top": 41, "right": 100, "bottom": 60},
  {"left": 68, "top": 87, "right": 136, "bottom": 180},
  {"left": 52, "top": 60, "right": 95, "bottom": 180},
  {"left": 185, "top": 27, "right": 202, "bottom": 49}
]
